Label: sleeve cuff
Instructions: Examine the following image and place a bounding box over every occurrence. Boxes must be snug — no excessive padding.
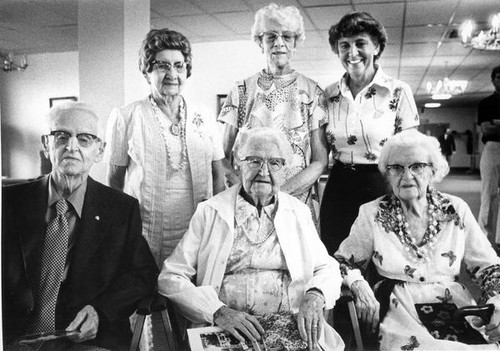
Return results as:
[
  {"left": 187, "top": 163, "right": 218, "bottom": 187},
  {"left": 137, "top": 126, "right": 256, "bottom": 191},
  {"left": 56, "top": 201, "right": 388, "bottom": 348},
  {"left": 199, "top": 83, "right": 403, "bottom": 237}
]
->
[{"left": 345, "top": 269, "right": 365, "bottom": 290}]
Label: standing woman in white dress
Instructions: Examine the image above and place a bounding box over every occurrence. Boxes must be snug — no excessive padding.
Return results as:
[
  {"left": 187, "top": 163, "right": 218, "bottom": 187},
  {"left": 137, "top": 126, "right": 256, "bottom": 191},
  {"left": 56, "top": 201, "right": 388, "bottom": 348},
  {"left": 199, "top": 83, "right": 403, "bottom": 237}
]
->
[{"left": 104, "top": 28, "right": 225, "bottom": 265}]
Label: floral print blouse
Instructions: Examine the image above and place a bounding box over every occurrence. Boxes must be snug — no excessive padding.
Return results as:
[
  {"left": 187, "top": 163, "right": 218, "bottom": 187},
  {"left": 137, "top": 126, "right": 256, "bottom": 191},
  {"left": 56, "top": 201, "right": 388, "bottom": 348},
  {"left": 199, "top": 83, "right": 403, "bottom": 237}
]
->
[
  {"left": 325, "top": 67, "right": 420, "bottom": 165},
  {"left": 335, "top": 189, "right": 500, "bottom": 303}
]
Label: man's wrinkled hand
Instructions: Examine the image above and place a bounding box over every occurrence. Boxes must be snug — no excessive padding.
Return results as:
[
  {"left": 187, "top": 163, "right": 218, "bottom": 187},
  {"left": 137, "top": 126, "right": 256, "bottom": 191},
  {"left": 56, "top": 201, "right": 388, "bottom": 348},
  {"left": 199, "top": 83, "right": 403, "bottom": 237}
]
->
[{"left": 65, "top": 305, "right": 99, "bottom": 342}]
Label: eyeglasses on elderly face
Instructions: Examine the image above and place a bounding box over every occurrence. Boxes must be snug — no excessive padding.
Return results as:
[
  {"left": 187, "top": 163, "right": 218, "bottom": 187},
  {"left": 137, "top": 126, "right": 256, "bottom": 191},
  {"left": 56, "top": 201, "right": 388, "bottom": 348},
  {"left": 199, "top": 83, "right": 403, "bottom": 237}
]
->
[
  {"left": 386, "top": 163, "right": 431, "bottom": 177},
  {"left": 241, "top": 156, "right": 286, "bottom": 172},
  {"left": 151, "top": 60, "right": 186, "bottom": 73},
  {"left": 47, "top": 130, "right": 99, "bottom": 148},
  {"left": 260, "top": 31, "right": 296, "bottom": 44}
]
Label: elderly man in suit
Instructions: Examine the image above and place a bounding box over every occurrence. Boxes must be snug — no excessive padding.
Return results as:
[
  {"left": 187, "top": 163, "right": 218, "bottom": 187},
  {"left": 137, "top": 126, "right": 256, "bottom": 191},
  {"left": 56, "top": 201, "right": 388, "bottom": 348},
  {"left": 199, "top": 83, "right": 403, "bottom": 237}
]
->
[{"left": 2, "top": 102, "right": 158, "bottom": 350}]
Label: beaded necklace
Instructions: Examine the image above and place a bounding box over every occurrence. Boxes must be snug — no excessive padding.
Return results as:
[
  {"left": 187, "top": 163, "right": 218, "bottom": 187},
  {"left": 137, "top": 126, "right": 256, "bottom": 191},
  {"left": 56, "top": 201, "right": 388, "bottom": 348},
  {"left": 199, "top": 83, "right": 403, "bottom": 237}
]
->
[
  {"left": 149, "top": 96, "right": 188, "bottom": 172},
  {"left": 392, "top": 192, "right": 439, "bottom": 263}
]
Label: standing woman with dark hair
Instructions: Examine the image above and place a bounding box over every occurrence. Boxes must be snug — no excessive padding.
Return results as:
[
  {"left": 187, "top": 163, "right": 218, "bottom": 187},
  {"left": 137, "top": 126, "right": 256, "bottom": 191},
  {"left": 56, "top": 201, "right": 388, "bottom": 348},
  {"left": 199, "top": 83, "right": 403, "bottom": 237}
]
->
[
  {"left": 104, "top": 28, "right": 225, "bottom": 266},
  {"left": 320, "top": 12, "right": 420, "bottom": 254}
]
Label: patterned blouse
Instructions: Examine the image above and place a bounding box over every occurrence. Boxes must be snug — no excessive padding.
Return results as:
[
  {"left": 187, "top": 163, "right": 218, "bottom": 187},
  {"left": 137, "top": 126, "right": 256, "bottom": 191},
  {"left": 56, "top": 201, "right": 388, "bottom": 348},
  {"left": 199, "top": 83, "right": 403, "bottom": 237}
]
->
[
  {"left": 335, "top": 189, "right": 500, "bottom": 349},
  {"left": 219, "top": 194, "right": 291, "bottom": 316},
  {"left": 218, "top": 70, "right": 328, "bottom": 219},
  {"left": 325, "top": 67, "right": 420, "bottom": 165}
]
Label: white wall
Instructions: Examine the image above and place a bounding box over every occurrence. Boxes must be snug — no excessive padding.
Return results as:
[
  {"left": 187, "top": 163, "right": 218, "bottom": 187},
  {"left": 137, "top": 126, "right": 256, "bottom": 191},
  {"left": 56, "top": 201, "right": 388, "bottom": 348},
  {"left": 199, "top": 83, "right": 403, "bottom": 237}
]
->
[{"left": 1, "top": 52, "right": 79, "bottom": 179}]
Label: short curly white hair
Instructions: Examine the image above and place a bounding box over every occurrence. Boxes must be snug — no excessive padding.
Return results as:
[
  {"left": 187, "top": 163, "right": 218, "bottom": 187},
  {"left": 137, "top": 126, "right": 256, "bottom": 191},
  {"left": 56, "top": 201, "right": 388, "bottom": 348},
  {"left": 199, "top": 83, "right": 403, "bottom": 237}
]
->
[
  {"left": 233, "top": 127, "right": 293, "bottom": 167},
  {"left": 378, "top": 129, "right": 449, "bottom": 184},
  {"left": 250, "top": 3, "right": 305, "bottom": 46}
]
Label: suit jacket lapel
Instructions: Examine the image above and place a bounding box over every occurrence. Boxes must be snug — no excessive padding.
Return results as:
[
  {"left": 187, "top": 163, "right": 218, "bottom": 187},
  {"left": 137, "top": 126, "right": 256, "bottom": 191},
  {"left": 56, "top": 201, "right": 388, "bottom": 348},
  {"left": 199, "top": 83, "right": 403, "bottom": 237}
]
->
[
  {"left": 20, "top": 176, "right": 49, "bottom": 295},
  {"left": 69, "top": 178, "right": 107, "bottom": 278}
]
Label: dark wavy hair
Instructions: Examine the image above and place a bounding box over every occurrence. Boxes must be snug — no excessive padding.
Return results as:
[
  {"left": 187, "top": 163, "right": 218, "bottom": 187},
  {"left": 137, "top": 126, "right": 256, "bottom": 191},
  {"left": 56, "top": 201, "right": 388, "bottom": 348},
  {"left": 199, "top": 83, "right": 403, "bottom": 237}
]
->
[
  {"left": 328, "top": 12, "right": 387, "bottom": 61},
  {"left": 139, "top": 28, "right": 193, "bottom": 78},
  {"left": 491, "top": 65, "right": 500, "bottom": 80}
]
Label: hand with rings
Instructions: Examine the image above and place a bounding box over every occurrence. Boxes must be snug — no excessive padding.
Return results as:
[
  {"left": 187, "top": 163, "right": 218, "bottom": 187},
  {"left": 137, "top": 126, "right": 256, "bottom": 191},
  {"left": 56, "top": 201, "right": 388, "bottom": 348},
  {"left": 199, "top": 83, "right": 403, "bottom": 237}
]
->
[{"left": 297, "top": 290, "right": 325, "bottom": 350}]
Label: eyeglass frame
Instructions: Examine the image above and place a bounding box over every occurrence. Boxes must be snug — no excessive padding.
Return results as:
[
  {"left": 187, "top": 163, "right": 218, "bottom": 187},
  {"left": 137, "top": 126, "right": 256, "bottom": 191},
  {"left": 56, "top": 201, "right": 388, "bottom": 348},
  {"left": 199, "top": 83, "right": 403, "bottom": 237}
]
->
[
  {"left": 151, "top": 60, "right": 187, "bottom": 73},
  {"left": 386, "top": 162, "right": 432, "bottom": 177},
  {"left": 45, "top": 130, "right": 100, "bottom": 148},
  {"left": 259, "top": 31, "right": 297, "bottom": 44},
  {"left": 240, "top": 156, "right": 286, "bottom": 172}
]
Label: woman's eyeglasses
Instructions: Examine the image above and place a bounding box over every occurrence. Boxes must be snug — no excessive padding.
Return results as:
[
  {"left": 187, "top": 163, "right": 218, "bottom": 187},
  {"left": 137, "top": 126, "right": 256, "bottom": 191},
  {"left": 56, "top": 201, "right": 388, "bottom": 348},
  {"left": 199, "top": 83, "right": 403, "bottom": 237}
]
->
[
  {"left": 260, "top": 31, "right": 296, "bottom": 44},
  {"left": 386, "top": 163, "right": 431, "bottom": 176},
  {"left": 241, "top": 156, "right": 286, "bottom": 172},
  {"left": 151, "top": 60, "right": 186, "bottom": 73},
  {"left": 47, "top": 130, "right": 99, "bottom": 148}
]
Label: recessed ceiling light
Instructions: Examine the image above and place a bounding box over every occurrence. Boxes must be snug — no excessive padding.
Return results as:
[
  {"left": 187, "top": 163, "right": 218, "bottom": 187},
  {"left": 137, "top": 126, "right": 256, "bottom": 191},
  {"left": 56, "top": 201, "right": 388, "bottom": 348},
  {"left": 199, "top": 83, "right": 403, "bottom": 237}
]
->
[{"left": 425, "top": 102, "right": 441, "bottom": 108}]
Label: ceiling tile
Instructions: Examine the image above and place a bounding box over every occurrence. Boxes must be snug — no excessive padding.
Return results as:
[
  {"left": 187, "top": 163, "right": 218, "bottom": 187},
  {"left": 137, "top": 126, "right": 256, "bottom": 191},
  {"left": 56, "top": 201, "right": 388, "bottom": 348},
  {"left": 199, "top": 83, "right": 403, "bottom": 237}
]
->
[
  {"left": 299, "top": 0, "right": 351, "bottom": 6},
  {"left": 303, "top": 30, "right": 328, "bottom": 47},
  {"left": 385, "top": 27, "right": 403, "bottom": 46},
  {"left": 353, "top": 2, "right": 404, "bottom": 27},
  {"left": 169, "top": 15, "right": 233, "bottom": 36},
  {"left": 151, "top": 0, "right": 203, "bottom": 17},
  {"left": 402, "top": 43, "right": 437, "bottom": 58},
  {"left": 190, "top": 0, "right": 250, "bottom": 13},
  {"left": 404, "top": 25, "right": 446, "bottom": 43},
  {"left": 435, "top": 41, "right": 469, "bottom": 56},
  {"left": 401, "top": 56, "right": 433, "bottom": 67},
  {"left": 213, "top": 12, "right": 254, "bottom": 34},
  {"left": 406, "top": 0, "right": 457, "bottom": 26},
  {"left": 304, "top": 6, "right": 352, "bottom": 30}
]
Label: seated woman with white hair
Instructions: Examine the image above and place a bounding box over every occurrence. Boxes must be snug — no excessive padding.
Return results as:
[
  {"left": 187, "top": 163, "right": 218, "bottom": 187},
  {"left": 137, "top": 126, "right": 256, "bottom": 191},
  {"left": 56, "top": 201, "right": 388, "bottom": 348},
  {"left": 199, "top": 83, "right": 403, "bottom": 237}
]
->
[
  {"left": 158, "top": 127, "right": 344, "bottom": 351},
  {"left": 335, "top": 129, "right": 500, "bottom": 350}
]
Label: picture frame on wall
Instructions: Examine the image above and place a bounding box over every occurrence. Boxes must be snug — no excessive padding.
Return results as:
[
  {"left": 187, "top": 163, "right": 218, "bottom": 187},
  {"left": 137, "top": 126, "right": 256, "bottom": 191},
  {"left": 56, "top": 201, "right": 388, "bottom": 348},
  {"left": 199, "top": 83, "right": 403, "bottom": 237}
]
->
[
  {"left": 49, "top": 96, "right": 77, "bottom": 108},
  {"left": 217, "top": 94, "right": 227, "bottom": 116}
]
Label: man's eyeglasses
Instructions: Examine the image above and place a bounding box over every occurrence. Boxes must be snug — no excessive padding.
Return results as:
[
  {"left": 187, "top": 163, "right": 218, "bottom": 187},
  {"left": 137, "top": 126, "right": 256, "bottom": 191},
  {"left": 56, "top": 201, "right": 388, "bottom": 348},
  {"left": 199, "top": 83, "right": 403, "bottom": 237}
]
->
[
  {"left": 241, "top": 156, "right": 286, "bottom": 172},
  {"left": 47, "top": 131, "right": 99, "bottom": 148},
  {"left": 386, "top": 163, "right": 431, "bottom": 176},
  {"left": 151, "top": 60, "right": 186, "bottom": 73},
  {"left": 260, "top": 31, "right": 296, "bottom": 44}
]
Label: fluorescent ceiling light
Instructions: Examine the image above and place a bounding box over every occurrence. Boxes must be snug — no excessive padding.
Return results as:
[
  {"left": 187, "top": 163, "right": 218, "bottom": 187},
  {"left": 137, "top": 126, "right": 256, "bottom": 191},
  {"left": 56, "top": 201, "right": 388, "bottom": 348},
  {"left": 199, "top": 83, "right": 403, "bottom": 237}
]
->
[
  {"left": 432, "top": 93, "right": 452, "bottom": 100},
  {"left": 425, "top": 102, "right": 441, "bottom": 108}
]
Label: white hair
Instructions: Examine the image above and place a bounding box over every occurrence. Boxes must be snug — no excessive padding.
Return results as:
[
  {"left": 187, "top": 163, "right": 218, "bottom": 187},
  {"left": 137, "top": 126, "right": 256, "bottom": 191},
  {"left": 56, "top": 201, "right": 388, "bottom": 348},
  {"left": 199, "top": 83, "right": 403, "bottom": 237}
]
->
[
  {"left": 378, "top": 128, "right": 449, "bottom": 183},
  {"left": 250, "top": 3, "right": 305, "bottom": 46},
  {"left": 46, "top": 101, "right": 101, "bottom": 136},
  {"left": 233, "top": 127, "right": 293, "bottom": 166}
]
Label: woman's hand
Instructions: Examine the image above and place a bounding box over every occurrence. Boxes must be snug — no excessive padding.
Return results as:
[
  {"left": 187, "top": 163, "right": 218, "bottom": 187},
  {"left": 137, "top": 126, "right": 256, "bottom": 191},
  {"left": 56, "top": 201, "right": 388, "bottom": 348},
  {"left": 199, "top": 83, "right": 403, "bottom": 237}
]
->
[
  {"left": 351, "top": 280, "right": 380, "bottom": 334},
  {"left": 65, "top": 305, "right": 99, "bottom": 342},
  {"left": 473, "top": 298, "right": 500, "bottom": 342},
  {"left": 297, "top": 291, "right": 325, "bottom": 351},
  {"left": 213, "top": 306, "right": 264, "bottom": 344}
]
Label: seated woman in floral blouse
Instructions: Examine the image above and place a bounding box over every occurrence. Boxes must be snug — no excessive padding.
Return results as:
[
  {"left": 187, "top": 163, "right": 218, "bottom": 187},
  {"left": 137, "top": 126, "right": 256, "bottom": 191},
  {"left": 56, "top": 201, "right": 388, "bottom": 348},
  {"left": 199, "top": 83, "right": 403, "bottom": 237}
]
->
[
  {"left": 158, "top": 128, "right": 344, "bottom": 351},
  {"left": 335, "top": 129, "right": 500, "bottom": 350}
]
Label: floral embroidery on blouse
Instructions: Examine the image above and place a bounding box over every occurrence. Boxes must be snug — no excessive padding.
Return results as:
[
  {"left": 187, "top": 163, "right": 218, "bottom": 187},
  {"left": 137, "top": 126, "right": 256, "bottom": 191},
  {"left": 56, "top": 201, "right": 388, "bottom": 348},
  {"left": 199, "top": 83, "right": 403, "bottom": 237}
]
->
[
  {"left": 389, "top": 87, "right": 401, "bottom": 112},
  {"left": 364, "top": 151, "right": 377, "bottom": 161},
  {"left": 379, "top": 138, "right": 388, "bottom": 147},
  {"left": 404, "top": 265, "right": 416, "bottom": 278},
  {"left": 441, "top": 251, "right": 457, "bottom": 267},
  {"left": 329, "top": 92, "right": 341, "bottom": 103},
  {"left": 337, "top": 254, "right": 367, "bottom": 278},
  {"left": 374, "top": 251, "right": 383, "bottom": 265},
  {"left": 326, "top": 131, "right": 337, "bottom": 154},
  {"left": 347, "top": 135, "right": 357, "bottom": 145},
  {"left": 436, "top": 288, "right": 453, "bottom": 303},
  {"left": 365, "top": 86, "right": 377, "bottom": 99},
  {"left": 401, "top": 335, "right": 420, "bottom": 350},
  {"left": 394, "top": 116, "right": 403, "bottom": 134}
]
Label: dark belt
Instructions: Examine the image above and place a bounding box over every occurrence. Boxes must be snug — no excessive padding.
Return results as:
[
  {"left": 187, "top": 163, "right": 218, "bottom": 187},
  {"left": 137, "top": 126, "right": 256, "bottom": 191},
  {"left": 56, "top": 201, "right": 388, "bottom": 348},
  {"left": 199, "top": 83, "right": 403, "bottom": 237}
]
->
[{"left": 333, "top": 160, "right": 379, "bottom": 172}]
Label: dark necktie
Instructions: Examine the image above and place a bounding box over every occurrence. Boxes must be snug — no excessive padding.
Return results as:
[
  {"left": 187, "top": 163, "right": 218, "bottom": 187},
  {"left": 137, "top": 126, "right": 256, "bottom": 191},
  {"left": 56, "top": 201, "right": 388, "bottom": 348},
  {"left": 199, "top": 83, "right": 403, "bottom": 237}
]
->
[{"left": 31, "top": 199, "right": 70, "bottom": 333}]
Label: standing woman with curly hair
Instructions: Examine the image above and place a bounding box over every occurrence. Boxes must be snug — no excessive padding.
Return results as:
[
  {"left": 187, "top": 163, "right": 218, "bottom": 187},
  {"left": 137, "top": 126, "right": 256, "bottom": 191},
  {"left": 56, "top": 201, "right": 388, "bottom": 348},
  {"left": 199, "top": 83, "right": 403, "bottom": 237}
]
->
[
  {"left": 104, "top": 28, "right": 225, "bottom": 265},
  {"left": 320, "top": 12, "right": 420, "bottom": 255}
]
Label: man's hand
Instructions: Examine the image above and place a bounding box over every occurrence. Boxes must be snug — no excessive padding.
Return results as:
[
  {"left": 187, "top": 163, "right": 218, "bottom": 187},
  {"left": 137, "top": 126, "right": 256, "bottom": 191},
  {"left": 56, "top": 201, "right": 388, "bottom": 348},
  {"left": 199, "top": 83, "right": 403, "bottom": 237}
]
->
[
  {"left": 297, "top": 291, "right": 325, "bottom": 351},
  {"left": 65, "top": 305, "right": 99, "bottom": 342},
  {"left": 213, "top": 306, "right": 264, "bottom": 344},
  {"left": 351, "top": 280, "right": 380, "bottom": 334}
]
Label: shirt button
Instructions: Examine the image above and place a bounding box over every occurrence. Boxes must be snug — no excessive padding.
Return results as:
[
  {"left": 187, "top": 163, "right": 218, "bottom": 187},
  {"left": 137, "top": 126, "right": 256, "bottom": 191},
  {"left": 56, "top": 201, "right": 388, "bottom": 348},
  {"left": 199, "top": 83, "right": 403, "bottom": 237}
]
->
[{"left": 419, "top": 277, "right": 425, "bottom": 282}]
